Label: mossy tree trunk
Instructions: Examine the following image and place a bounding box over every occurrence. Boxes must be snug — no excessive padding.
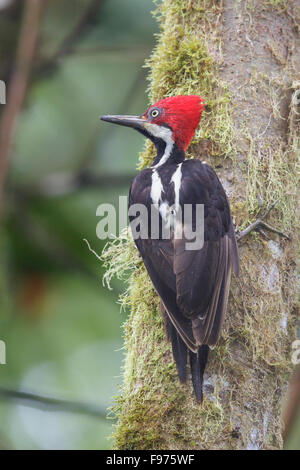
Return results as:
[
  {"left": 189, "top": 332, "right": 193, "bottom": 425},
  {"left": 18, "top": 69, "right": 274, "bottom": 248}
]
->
[{"left": 103, "top": 0, "right": 299, "bottom": 450}]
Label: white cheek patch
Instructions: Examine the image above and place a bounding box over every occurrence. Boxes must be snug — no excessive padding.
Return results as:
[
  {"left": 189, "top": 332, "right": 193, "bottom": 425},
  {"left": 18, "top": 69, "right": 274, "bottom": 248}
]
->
[
  {"left": 144, "top": 122, "right": 172, "bottom": 141},
  {"left": 144, "top": 122, "right": 174, "bottom": 168}
]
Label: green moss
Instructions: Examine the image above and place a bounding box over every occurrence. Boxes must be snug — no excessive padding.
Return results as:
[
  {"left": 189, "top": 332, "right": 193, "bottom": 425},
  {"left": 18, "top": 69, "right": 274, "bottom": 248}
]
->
[
  {"left": 238, "top": 69, "right": 299, "bottom": 234},
  {"left": 265, "top": 0, "right": 288, "bottom": 10}
]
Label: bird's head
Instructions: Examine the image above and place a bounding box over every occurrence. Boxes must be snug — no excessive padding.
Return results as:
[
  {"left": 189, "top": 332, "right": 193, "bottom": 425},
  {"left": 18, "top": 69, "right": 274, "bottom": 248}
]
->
[{"left": 101, "top": 95, "right": 205, "bottom": 152}]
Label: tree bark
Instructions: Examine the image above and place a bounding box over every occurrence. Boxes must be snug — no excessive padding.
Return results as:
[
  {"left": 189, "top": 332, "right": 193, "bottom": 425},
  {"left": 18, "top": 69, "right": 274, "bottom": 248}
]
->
[{"left": 104, "top": 0, "right": 299, "bottom": 450}]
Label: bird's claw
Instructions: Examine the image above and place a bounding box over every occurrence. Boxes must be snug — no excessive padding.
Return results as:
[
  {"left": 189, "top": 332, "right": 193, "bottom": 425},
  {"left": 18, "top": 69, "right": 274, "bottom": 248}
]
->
[{"left": 236, "top": 200, "right": 290, "bottom": 241}]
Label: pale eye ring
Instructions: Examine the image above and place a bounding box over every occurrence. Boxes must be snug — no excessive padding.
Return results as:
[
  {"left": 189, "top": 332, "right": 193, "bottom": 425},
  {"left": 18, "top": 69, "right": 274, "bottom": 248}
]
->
[{"left": 150, "top": 108, "right": 160, "bottom": 118}]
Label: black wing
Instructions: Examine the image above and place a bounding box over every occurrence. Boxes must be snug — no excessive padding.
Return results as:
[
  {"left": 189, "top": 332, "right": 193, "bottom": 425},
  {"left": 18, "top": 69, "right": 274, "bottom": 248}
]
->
[{"left": 173, "top": 160, "right": 239, "bottom": 347}]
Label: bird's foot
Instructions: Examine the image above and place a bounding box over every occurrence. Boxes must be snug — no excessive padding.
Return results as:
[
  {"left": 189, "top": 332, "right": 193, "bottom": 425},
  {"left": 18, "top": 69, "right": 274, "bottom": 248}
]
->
[{"left": 236, "top": 200, "right": 290, "bottom": 241}]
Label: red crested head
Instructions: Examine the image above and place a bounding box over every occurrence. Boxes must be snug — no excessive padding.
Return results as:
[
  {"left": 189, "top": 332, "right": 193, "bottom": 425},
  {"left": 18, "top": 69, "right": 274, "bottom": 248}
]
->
[{"left": 143, "top": 95, "right": 205, "bottom": 151}]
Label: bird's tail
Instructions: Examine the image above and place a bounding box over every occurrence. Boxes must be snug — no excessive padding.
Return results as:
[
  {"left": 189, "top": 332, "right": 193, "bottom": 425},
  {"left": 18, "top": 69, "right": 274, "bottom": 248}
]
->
[
  {"left": 165, "top": 313, "right": 188, "bottom": 383},
  {"left": 163, "top": 309, "right": 209, "bottom": 401},
  {"left": 189, "top": 345, "right": 209, "bottom": 402}
]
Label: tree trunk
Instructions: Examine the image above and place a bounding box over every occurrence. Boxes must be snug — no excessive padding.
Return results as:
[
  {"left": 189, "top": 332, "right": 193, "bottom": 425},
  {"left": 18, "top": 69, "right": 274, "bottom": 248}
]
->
[{"left": 103, "top": 0, "right": 299, "bottom": 450}]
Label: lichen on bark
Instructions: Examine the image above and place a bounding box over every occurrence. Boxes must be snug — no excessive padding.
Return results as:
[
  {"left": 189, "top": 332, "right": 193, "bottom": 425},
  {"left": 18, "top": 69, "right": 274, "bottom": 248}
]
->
[{"left": 102, "top": 0, "right": 299, "bottom": 450}]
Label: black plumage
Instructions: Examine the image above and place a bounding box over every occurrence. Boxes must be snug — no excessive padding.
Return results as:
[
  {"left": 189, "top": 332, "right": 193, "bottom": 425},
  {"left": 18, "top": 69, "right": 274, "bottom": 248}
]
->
[{"left": 129, "top": 156, "right": 239, "bottom": 401}]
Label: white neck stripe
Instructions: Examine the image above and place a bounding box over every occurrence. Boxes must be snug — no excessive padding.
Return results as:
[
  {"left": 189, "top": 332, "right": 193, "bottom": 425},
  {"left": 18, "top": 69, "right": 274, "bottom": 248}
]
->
[
  {"left": 171, "top": 163, "right": 183, "bottom": 210},
  {"left": 150, "top": 169, "right": 164, "bottom": 208},
  {"left": 144, "top": 122, "right": 174, "bottom": 168}
]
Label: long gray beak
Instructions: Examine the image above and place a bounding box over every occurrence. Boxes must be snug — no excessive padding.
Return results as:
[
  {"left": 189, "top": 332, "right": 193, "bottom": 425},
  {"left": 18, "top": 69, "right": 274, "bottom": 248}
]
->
[{"left": 100, "top": 114, "right": 146, "bottom": 131}]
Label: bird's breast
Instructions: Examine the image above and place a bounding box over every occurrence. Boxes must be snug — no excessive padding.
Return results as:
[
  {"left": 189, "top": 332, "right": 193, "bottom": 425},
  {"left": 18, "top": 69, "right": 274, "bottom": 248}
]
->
[{"left": 150, "top": 164, "right": 183, "bottom": 225}]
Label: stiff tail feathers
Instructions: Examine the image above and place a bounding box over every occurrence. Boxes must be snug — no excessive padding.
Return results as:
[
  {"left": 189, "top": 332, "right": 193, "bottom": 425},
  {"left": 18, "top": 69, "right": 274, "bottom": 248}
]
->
[
  {"left": 166, "top": 317, "right": 188, "bottom": 382},
  {"left": 189, "top": 345, "right": 209, "bottom": 402},
  {"left": 164, "top": 311, "right": 209, "bottom": 402}
]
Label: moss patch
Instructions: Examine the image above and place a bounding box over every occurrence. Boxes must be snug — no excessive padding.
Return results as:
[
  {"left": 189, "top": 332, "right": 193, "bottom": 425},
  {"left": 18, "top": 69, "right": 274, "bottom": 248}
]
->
[
  {"left": 266, "top": 0, "right": 288, "bottom": 11},
  {"left": 239, "top": 71, "right": 299, "bottom": 233}
]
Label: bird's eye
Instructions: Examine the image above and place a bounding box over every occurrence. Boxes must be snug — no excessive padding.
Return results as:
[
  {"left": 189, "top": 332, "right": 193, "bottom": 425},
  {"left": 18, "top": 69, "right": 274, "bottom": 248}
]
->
[{"left": 150, "top": 108, "right": 160, "bottom": 118}]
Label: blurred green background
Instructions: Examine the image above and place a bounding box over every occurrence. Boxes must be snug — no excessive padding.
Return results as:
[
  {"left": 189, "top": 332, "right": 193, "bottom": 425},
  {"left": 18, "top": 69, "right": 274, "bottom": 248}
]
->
[{"left": 0, "top": 0, "right": 157, "bottom": 450}]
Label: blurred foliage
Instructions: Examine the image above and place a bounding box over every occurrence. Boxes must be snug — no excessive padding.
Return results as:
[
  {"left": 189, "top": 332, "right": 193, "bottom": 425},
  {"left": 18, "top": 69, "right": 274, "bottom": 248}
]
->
[{"left": 0, "top": 0, "right": 157, "bottom": 449}]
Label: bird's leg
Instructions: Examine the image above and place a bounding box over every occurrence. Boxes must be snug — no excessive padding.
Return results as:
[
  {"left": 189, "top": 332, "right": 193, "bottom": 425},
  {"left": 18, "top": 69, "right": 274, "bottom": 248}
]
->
[{"left": 236, "top": 200, "right": 290, "bottom": 241}]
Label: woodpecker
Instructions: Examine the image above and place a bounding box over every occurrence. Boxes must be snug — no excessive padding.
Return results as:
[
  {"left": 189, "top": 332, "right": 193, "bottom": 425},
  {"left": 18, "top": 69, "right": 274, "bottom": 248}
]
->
[{"left": 101, "top": 95, "right": 239, "bottom": 401}]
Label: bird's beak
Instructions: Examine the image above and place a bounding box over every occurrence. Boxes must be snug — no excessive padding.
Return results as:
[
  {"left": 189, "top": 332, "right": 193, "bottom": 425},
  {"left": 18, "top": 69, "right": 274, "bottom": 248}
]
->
[{"left": 100, "top": 114, "right": 146, "bottom": 131}]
